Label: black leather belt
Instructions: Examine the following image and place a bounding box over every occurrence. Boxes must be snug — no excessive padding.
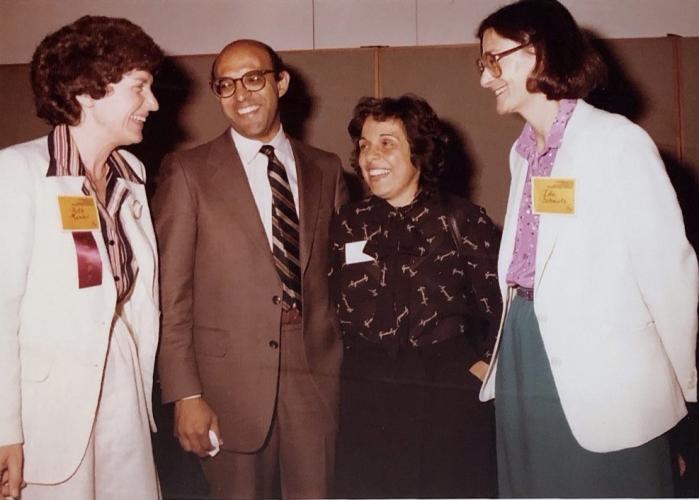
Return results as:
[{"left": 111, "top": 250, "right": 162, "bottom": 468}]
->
[{"left": 515, "top": 286, "right": 534, "bottom": 300}]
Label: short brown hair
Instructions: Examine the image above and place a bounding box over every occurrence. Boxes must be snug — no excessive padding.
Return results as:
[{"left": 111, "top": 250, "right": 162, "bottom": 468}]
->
[
  {"left": 477, "top": 0, "right": 606, "bottom": 99},
  {"left": 347, "top": 94, "right": 447, "bottom": 192},
  {"left": 30, "top": 15, "right": 164, "bottom": 126}
]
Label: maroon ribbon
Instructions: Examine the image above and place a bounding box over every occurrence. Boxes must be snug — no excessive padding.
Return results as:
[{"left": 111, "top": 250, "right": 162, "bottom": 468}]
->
[{"left": 72, "top": 231, "right": 102, "bottom": 288}]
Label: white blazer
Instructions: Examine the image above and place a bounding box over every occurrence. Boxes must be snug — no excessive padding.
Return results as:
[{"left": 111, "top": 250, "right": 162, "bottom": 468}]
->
[
  {"left": 480, "top": 100, "right": 698, "bottom": 453},
  {"left": 0, "top": 136, "right": 160, "bottom": 483}
]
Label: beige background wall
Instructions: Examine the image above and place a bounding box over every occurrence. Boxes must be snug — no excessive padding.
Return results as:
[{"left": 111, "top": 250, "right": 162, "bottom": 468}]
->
[
  {"left": 1, "top": 36, "right": 698, "bottom": 226},
  {"left": 2, "top": 0, "right": 699, "bottom": 64}
]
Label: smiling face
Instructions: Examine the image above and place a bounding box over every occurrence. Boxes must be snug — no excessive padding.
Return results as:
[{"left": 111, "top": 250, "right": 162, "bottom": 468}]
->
[
  {"left": 358, "top": 117, "right": 420, "bottom": 207},
  {"left": 83, "top": 69, "right": 158, "bottom": 148},
  {"left": 479, "top": 28, "right": 538, "bottom": 117},
  {"left": 213, "top": 41, "right": 289, "bottom": 142}
]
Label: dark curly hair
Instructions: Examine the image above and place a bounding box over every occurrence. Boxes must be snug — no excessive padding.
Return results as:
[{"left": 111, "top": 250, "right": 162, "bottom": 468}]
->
[
  {"left": 477, "top": 0, "right": 606, "bottom": 100},
  {"left": 30, "top": 15, "right": 164, "bottom": 126},
  {"left": 347, "top": 94, "right": 448, "bottom": 192}
]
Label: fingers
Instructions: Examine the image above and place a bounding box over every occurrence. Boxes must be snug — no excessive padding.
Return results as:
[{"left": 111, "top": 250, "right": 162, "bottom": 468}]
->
[
  {"left": 8, "top": 459, "right": 23, "bottom": 498},
  {"left": 174, "top": 398, "right": 219, "bottom": 457},
  {"left": 0, "top": 444, "right": 24, "bottom": 499},
  {"left": 678, "top": 454, "right": 687, "bottom": 476},
  {"left": 469, "top": 360, "right": 489, "bottom": 382},
  {"left": 174, "top": 429, "right": 194, "bottom": 454},
  {"left": 175, "top": 419, "right": 210, "bottom": 457}
]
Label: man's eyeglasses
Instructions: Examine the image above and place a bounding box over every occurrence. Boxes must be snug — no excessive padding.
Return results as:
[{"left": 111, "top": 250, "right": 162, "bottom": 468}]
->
[
  {"left": 476, "top": 43, "right": 531, "bottom": 78},
  {"left": 210, "top": 69, "right": 275, "bottom": 98}
]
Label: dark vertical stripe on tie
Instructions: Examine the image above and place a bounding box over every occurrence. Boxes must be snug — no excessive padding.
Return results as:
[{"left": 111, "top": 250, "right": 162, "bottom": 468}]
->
[{"left": 261, "top": 145, "right": 302, "bottom": 312}]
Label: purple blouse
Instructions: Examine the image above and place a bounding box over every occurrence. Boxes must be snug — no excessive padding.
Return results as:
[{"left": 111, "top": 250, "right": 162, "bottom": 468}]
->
[{"left": 506, "top": 99, "right": 577, "bottom": 288}]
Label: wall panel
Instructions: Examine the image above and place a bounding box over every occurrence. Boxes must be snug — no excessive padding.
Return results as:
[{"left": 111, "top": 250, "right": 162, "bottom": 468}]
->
[
  {"left": 681, "top": 38, "right": 699, "bottom": 170},
  {"left": 590, "top": 38, "right": 680, "bottom": 156},
  {"left": 1, "top": 36, "right": 696, "bottom": 228},
  {"left": 0, "top": 65, "right": 51, "bottom": 147},
  {"left": 282, "top": 48, "right": 376, "bottom": 164},
  {"left": 381, "top": 44, "right": 521, "bottom": 224}
]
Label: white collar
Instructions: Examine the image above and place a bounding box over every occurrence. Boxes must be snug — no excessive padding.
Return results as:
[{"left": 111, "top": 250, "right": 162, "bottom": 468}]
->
[{"left": 230, "top": 126, "right": 292, "bottom": 166}]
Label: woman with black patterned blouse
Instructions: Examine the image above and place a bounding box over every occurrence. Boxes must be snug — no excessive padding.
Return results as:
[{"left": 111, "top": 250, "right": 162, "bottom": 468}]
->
[{"left": 330, "top": 94, "right": 501, "bottom": 498}]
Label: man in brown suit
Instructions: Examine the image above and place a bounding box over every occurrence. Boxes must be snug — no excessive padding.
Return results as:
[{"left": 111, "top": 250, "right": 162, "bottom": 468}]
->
[{"left": 152, "top": 39, "right": 347, "bottom": 499}]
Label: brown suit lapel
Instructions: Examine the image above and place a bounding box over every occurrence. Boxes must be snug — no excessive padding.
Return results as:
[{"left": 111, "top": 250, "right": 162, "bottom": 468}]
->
[
  {"left": 291, "top": 139, "right": 322, "bottom": 278},
  {"left": 207, "top": 132, "right": 276, "bottom": 269}
]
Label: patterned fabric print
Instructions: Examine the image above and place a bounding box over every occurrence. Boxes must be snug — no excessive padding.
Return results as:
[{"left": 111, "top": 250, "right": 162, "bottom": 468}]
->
[
  {"left": 506, "top": 99, "right": 577, "bottom": 288},
  {"left": 330, "top": 191, "right": 502, "bottom": 363},
  {"left": 260, "top": 145, "right": 302, "bottom": 311},
  {"left": 47, "top": 124, "right": 142, "bottom": 303}
]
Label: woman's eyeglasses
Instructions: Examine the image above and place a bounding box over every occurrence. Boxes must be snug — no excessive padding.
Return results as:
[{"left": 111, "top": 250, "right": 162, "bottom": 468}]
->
[
  {"left": 210, "top": 69, "right": 275, "bottom": 98},
  {"left": 476, "top": 43, "right": 531, "bottom": 78}
]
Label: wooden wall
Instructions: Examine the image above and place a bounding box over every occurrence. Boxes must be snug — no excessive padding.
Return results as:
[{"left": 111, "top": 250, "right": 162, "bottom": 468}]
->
[{"left": 1, "top": 36, "right": 698, "bottom": 227}]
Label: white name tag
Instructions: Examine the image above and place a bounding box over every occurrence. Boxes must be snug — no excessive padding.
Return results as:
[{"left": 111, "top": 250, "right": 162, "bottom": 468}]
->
[{"left": 345, "top": 240, "right": 374, "bottom": 264}]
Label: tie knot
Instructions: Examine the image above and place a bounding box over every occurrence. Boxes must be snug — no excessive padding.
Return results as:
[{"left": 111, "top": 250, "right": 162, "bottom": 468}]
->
[{"left": 260, "top": 145, "right": 274, "bottom": 157}]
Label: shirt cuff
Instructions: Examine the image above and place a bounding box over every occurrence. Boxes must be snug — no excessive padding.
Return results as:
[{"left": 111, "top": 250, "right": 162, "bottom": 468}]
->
[{"left": 181, "top": 394, "right": 202, "bottom": 400}]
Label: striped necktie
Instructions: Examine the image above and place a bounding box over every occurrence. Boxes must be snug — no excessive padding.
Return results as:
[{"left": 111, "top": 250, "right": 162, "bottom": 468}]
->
[{"left": 260, "top": 145, "right": 302, "bottom": 312}]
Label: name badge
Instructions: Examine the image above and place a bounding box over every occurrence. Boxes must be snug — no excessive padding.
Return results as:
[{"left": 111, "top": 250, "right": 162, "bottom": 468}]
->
[
  {"left": 58, "top": 195, "right": 100, "bottom": 231},
  {"left": 532, "top": 177, "right": 575, "bottom": 215},
  {"left": 345, "top": 240, "right": 374, "bottom": 264}
]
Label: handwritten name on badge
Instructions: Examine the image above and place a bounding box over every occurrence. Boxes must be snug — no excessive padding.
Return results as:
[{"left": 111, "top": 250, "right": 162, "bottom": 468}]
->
[
  {"left": 532, "top": 177, "right": 575, "bottom": 215},
  {"left": 58, "top": 195, "right": 100, "bottom": 231}
]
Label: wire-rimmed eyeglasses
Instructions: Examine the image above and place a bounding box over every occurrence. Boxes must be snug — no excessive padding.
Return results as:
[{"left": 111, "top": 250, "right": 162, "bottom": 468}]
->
[
  {"left": 210, "top": 69, "right": 275, "bottom": 98},
  {"left": 476, "top": 43, "right": 531, "bottom": 78}
]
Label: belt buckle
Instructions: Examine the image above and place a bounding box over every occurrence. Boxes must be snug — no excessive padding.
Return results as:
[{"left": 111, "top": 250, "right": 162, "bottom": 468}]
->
[{"left": 281, "top": 305, "right": 302, "bottom": 324}]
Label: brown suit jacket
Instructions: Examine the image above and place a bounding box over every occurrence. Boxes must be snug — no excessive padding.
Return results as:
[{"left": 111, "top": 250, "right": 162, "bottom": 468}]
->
[{"left": 152, "top": 131, "right": 348, "bottom": 453}]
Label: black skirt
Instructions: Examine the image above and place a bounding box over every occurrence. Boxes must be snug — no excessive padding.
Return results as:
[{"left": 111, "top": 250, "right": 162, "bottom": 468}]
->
[{"left": 335, "top": 334, "right": 497, "bottom": 498}]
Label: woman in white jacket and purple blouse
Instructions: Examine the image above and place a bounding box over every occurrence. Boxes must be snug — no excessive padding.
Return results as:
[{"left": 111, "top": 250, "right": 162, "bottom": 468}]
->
[{"left": 475, "top": 0, "right": 698, "bottom": 497}]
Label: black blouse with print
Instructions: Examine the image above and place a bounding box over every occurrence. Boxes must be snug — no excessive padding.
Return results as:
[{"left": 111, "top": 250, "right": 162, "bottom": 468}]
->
[{"left": 329, "top": 190, "right": 502, "bottom": 367}]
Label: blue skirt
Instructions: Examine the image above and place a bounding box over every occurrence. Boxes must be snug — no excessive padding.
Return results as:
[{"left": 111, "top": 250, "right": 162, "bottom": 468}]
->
[{"left": 495, "top": 295, "right": 673, "bottom": 498}]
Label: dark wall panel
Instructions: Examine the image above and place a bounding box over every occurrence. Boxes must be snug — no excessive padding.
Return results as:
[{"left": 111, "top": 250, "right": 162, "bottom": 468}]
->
[
  {"left": 282, "top": 48, "right": 376, "bottom": 167},
  {"left": 0, "top": 64, "right": 50, "bottom": 148},
  {"left": 382, "top": 44, "right": 522, "bottom": 224},
  {"left": 591, "top": 38, "right": 680, "bottom": 156}
]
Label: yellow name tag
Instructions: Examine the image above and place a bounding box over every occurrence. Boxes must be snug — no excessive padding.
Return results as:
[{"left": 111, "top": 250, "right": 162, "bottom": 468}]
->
[
  {"left": 532, "top": 177, "right": 575, "bottom": 215},
  {"left": 58, "top": 196, "right": 100, "bottom": 231}
]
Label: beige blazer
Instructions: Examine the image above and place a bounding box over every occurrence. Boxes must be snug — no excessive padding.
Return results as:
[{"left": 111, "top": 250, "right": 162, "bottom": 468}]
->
[
  {"left": 153, "top": 131, "right": 347, "bottom": 453},
  {"left": 480, "top": 100, "right": 698, "bottom": 452},
  {"left": 0, "top": 136, "right": 160, "bottom": 483}
]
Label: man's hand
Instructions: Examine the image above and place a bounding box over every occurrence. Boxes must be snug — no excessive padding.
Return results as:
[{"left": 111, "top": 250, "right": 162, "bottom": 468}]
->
[
  {"left": 174, "top": 398, "right": 222, "bottom": 457},
  {"left": 0, "top": 443, "right": 24, "bottom": 499},
  {"left": 469, "top": 360, "right": 490, "bottom": 382}
]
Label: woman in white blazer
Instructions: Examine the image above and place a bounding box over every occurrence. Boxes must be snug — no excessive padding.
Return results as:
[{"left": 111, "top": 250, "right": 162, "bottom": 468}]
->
[
  {"left": 0, "top": 16, "right": 164, "bottom": 499},
  {"left": 475, "top": 0, "right": 698, "bottom": 497}
]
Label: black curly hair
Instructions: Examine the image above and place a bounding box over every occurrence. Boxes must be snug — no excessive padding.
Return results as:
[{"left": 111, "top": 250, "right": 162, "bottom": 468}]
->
[{"left": 347, "top": 94, "right": 448, "bottom": 192}]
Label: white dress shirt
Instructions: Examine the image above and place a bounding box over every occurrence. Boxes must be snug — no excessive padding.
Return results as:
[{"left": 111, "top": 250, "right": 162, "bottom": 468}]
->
[{"left": 231, "top": 126, "right": 300, "bottom": 250}]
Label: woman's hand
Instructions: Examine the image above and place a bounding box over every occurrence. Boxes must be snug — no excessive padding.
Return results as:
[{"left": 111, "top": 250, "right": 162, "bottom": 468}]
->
[
  {"left": 0, "top": 443, "right": 24, "bottom": 499},
  {"left": 469, "top": 360, "right": 490, "bottom": 382}
]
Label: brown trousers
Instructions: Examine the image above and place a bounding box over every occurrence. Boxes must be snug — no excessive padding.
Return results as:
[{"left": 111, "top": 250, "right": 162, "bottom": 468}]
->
[{"left": 202, "top": 322, "right": 336, "bottom": 499}]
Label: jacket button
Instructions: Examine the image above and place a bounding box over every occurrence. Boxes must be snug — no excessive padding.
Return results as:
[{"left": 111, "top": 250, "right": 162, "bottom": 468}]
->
[
  {"left": 269, "top": 340, "right": 279, "bottom": 349},
  {"left": 272, "top": 295, "right": 282, "bottom": 305}
]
